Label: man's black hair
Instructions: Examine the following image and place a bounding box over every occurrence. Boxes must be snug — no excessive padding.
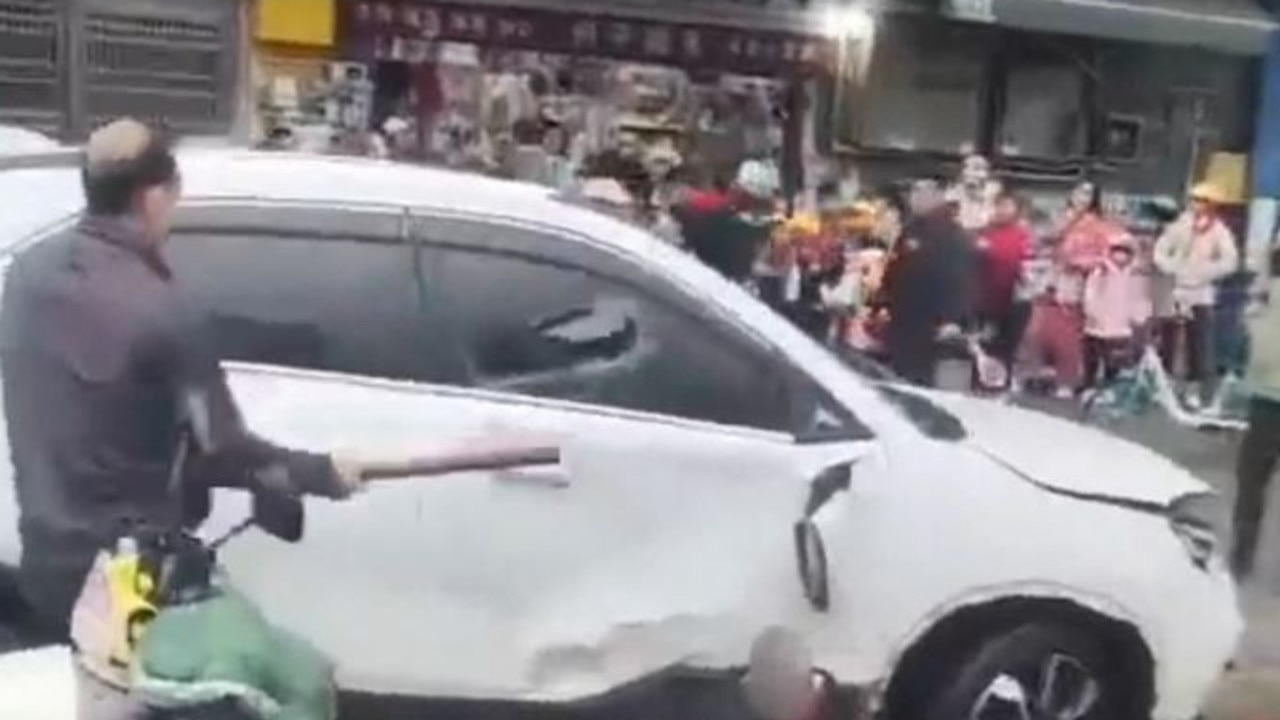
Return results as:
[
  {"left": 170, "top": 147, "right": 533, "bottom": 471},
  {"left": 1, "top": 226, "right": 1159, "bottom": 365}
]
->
[{"left": 82, "top": 130, "right": 177, "bottom": 217}]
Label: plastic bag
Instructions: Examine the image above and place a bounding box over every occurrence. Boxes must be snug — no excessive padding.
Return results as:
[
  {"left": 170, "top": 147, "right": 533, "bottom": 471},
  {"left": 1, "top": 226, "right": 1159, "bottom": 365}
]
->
[{"left": 131, "top": 581, "right": 336, "bottom": 720}]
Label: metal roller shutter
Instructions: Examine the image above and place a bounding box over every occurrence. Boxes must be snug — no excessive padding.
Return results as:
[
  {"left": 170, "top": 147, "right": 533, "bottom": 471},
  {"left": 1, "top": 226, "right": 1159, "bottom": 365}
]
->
[
  {"left": 0, "top": 0, "right": 240, "bottom": 140},
  {"left": 82, "top": 9, "right": 229, "bottom": 135},
  {"left": 0, "top": 0, "right": 62, "bottom": 134}
]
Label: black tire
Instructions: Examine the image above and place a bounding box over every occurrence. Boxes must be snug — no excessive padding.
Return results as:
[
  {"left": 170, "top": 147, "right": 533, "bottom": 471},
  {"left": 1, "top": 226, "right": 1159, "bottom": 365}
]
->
[{"left": 921, "top": 623, "right": 1124, "bottom": 720}]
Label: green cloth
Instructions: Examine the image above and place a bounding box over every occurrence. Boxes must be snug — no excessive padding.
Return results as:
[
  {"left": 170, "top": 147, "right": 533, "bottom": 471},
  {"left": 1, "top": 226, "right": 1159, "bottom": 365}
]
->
[{"left": 132, "top": 582, "right": 336, "bottom": 720}]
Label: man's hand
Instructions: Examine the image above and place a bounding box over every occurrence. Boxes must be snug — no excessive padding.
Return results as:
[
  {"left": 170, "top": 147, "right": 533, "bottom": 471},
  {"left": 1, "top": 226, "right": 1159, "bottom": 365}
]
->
[
  {"left": 251, "top": 454, "right": 365, "bottom": 500},
  {"left": 328, "top": 454, "right": 368, "bottom": 499}
]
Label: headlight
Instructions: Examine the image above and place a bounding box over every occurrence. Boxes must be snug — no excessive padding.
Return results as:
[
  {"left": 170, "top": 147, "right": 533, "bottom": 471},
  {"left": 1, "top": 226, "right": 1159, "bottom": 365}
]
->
[{"left": 1169, "top": 493, "right": 1226, "bottom": 571}]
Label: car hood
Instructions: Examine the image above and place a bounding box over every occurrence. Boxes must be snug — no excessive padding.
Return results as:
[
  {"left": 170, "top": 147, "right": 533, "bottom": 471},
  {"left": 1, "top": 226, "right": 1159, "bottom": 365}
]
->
[{"left": 912, "top": 389, "right": 1209, "bottom": 507}]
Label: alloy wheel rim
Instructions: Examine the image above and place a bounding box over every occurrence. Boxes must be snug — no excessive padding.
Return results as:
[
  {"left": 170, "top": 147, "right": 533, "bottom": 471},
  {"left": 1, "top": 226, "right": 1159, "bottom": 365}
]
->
[{"left": 968, "top": 653, "right": 1101, "bottom": 720}]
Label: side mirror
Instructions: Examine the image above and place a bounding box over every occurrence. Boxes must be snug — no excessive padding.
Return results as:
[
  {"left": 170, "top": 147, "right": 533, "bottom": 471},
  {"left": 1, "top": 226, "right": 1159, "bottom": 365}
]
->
[
  {"left": 803, "top": 464, "right": 851, "bottom": 517},
  {"left": 252, "top": 490, "right": 304, "bottom": 543}
]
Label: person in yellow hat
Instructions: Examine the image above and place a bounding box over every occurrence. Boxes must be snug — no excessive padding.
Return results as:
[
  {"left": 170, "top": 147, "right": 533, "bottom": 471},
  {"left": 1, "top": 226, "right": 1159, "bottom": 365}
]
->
[{"left": 1152, "top": 181, "right": 1240, "bottom": 409}]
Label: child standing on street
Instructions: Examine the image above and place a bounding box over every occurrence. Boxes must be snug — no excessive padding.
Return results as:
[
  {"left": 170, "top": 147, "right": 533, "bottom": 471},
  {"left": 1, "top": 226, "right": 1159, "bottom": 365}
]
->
[{"left": 1082, "top": 235, "right": 1151, "bottom": 389}]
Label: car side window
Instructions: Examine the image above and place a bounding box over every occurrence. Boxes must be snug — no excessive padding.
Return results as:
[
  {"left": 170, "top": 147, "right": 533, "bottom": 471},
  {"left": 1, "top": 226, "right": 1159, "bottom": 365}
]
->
[
  {"left": 166, "top": 209, "right": 433, "bottom": 382},
  {"left": 421, "top": 233, "right": 793, "bottom": 432}
]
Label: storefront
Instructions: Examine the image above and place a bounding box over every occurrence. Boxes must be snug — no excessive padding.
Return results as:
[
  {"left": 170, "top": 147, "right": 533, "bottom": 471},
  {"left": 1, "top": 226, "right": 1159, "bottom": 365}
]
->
[
  {"left": 321, "top": 0, "right": 836, "bottom": 198},
  {"left": 844, "top": 0, "right": 1276, "bottom": 201}
]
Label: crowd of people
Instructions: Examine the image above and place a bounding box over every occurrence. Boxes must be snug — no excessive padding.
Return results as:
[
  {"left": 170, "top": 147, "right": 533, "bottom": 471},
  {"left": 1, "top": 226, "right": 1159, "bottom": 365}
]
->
[
  {"left": 269, "top": 116, "right": 1248, "bottom": 410},
  {"left": 666, "top": 155, "right": 1246, "bottom": 408}
]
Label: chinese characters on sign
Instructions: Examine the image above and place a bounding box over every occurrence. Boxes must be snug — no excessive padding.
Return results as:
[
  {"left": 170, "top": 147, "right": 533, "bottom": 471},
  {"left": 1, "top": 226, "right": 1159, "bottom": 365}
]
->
[{"left": 345, "top": 1, "right": 834, "bottom": 76}]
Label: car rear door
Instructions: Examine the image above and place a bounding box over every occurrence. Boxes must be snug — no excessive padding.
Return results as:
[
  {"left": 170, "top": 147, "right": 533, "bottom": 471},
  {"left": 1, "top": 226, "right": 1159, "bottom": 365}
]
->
[{"left": 162, "top": 201, "right": 494, "bottom": 693}]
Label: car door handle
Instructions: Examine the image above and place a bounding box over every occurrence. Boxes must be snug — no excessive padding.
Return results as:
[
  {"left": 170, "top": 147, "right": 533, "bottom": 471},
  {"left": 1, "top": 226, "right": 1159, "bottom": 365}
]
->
[{"left": 492, "top": 466, "right": 571, "bottom": 489}]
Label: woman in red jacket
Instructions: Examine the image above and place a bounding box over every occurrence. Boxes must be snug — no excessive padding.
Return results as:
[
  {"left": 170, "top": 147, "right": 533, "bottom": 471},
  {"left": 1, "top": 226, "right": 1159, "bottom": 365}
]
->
[{"left": 977, "top": 190, "right": 1033, "bottom": 378}]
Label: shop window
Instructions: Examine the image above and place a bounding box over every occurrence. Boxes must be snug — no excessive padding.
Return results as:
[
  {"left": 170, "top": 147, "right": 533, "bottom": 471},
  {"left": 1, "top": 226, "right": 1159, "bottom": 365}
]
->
[
  {"left": 857, "top": 19, "right": 984, "bottom": 153},
  {"left": 166, "top": 230, "right": 433, "bottom": 383},
  {"left": 428, "top": 243, "right": 792, "bottom": 432},
  {"left": 999, "top": 48, "right": 1086, "bottom": 159}
]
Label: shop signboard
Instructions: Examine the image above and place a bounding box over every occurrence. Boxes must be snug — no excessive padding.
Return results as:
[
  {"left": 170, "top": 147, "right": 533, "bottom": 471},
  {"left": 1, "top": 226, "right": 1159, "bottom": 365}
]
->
[
  {"left": 258, "top": 0, "right": 336, "bottom": 47},
  {"left": 343, "top": 0, "right": 835, "bottom": 76}
]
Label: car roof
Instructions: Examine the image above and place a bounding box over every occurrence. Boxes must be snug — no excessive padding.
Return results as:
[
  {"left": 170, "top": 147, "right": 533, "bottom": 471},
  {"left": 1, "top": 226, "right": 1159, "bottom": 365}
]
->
[
  {"left": 0, "top": 125, "right": 59, "bottom": 156},
  {"left": 0, "top": 148, "right": 646, "bottom": 254},
  {"left": 0, "top": 150, "right": 705, "bottom": 319},
  {"left": 177, "top": 149, "right": 559, "bottom": 215}
]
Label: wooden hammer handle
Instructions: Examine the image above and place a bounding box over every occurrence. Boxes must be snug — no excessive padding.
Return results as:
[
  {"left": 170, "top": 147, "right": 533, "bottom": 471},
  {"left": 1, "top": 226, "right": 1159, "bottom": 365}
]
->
[{"left": 359, "top": 445, "right": 561, "bottom": 482}]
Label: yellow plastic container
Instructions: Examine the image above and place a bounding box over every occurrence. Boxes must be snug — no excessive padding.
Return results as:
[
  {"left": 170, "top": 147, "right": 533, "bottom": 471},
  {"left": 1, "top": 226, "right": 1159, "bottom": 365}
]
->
[{"left": 102, "top": 541, "right": 157, "bottom": 667}]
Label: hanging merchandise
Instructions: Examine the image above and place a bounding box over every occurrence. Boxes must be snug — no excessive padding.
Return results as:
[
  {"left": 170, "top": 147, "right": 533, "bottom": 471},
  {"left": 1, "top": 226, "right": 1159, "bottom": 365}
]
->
[{"left": 326, "top": 62, "right": 375, "bottom": 130}]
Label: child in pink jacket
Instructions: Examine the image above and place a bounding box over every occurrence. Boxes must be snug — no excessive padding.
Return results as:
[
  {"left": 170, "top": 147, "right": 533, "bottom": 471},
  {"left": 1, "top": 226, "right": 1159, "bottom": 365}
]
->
[{"left": 1082, "top": 235, "right": 1151, "bottom": 389}]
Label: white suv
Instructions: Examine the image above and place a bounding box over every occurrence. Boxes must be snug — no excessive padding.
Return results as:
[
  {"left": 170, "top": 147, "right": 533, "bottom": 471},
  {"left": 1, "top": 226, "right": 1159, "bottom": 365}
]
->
[{"left": 0, "top": 150, "right": 1241, "bottom": 720}]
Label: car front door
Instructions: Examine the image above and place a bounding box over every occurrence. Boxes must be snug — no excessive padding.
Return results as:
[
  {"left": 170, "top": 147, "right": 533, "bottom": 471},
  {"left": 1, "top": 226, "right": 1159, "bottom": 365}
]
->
[{"left": 343, "top": 213, "right": 877, "bottom": 698}]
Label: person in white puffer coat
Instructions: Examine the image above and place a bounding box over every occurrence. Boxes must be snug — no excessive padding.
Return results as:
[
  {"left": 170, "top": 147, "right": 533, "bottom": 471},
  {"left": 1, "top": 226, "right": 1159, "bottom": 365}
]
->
[{"left": 1153, "top": 182, "right": 1240, "bottom": 407}]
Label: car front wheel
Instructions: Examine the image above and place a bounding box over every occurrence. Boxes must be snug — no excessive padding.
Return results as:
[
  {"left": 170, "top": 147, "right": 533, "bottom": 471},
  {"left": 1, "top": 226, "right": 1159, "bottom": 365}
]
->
[{"left": 922, "top": 623, "right": 1120, "bottom": 720}]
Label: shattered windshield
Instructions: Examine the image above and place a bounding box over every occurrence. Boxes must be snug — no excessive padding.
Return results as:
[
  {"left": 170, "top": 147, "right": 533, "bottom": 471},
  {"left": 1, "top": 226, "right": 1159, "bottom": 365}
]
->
[{"left": 830, "top": 347, "right": 968, "bottom": 441}]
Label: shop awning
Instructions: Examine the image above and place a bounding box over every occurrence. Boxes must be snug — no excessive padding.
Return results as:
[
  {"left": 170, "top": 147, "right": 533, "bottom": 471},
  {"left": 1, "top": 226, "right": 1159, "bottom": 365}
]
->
[{"left": 951, "top": 0, "right": 1278, "bottom": 55}]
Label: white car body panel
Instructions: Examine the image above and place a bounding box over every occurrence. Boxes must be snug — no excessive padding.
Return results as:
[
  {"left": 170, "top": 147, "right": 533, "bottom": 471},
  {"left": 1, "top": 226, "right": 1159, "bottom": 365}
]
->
[
  {"left": 0, "top": 646, "right": 76, "bottom": 720},
  {"left": 0, "top": 126, "right": 58, "bottom": 156},
  {"left": 0, "top": 152, "right": 1242, "bottom": 719}
]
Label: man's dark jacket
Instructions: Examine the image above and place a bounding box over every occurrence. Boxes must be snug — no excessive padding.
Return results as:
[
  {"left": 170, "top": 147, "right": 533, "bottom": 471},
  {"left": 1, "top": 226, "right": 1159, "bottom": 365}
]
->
[
  {"left": 0, "top": 215, "right": 337, "bottom": 635},
  {"left": 881, "top": 209, "right": 978, "bottom": 383},
  {"left": 674, "top": 200, "right": 773, "bottom": 283}
]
